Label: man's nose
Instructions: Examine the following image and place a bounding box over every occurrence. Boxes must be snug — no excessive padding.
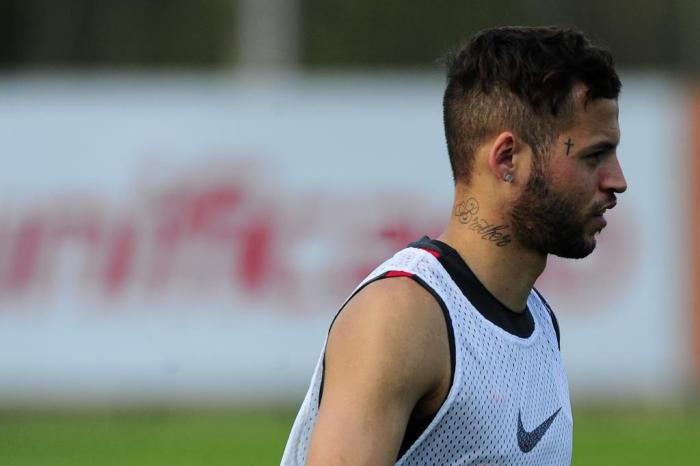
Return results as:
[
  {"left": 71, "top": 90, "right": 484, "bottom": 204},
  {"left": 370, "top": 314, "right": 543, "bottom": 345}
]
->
[{"left": 601, "top": 155, "right": 627, "bottom": 194}]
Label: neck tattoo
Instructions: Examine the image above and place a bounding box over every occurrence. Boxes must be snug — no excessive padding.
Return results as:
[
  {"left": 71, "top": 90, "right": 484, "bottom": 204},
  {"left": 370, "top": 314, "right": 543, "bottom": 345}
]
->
[{"left": 455, "top": 198, "right": 512, "bottom": 247}]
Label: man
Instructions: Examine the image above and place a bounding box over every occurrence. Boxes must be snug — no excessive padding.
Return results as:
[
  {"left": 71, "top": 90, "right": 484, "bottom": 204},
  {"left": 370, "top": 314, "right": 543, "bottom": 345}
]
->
[{"left": 281, "top": 26, "right": 627, "bottom": 466}]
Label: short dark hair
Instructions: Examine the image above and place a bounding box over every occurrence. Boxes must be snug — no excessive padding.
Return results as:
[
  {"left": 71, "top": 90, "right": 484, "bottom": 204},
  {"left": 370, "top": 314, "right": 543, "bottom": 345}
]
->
[{"left": 443, "top": 26, "right": 621, "bottom": 184}]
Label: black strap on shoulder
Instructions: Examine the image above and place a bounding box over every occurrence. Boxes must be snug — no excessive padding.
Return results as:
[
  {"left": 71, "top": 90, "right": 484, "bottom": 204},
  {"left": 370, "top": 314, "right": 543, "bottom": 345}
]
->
[{"left": 533, "top": 288, "right": 560, "bottom": 350}]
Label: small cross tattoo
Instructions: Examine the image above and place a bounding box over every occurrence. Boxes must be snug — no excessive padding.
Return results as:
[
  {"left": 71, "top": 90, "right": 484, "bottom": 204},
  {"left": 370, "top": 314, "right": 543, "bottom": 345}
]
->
[{"left": 564, "top": 138, "right": 574, "bottom": 155}]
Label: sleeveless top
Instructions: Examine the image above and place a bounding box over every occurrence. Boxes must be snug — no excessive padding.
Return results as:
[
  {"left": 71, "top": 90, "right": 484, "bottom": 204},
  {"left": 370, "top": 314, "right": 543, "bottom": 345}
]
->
[{"left": 281, "top": 237, "right": 573, "bottom": 465}]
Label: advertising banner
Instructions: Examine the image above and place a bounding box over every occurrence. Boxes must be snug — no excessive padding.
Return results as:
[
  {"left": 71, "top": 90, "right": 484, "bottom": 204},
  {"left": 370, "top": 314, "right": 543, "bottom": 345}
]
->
[{"left": 0, "top": 75, "right": 689, "bottom": 405}]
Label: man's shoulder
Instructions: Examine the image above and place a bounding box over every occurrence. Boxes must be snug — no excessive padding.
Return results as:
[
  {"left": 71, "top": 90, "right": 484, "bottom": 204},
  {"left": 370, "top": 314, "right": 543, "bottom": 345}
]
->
[
  {"left": 334, "top": 276, "right": 445, "bottom": 340},
  {"left": 326, "top": 275, "right": 450, "bottom": 391}
]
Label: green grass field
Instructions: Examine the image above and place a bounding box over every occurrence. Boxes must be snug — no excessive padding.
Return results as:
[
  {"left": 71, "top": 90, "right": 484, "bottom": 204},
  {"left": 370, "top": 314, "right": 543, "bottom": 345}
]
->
[{"left": 1, "top": 407, "right": 699, "bottom": 465}]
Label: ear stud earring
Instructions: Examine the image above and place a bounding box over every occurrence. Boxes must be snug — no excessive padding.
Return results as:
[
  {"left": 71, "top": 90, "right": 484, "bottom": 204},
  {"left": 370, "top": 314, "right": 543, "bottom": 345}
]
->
[{"left": 504, "top": 174, "right": 514, "bottom": 183}]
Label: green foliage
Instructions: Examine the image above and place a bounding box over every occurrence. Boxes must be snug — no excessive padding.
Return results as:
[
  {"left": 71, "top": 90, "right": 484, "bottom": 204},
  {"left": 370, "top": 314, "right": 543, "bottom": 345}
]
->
[
  {"left": 2, "top": 0, "right": 699, "bottom": 69},
  {"left": 300, "top": 0, "right": 571, "bottom": 67},
  {"left": 0, "top": 0, "right": 234, "bottom": 67}
]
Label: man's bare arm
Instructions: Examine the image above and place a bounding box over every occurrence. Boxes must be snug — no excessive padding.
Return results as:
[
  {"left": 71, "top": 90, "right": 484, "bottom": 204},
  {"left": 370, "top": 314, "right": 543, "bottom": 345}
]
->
[{"left": 306, "top": 277, "right": 451, "bottom": 466}]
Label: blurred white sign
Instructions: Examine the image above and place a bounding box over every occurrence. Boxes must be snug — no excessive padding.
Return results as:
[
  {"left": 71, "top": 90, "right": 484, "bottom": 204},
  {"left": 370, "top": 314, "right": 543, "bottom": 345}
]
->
[{"left": 0, "top": 74, "right": 689, "bottom": 405}]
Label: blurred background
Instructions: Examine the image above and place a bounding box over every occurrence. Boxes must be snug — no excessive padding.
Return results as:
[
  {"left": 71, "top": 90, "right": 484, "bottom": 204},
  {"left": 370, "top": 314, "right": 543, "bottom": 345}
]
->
[{"left": 1, "top": 1, "right": 699, "bottom": 465}]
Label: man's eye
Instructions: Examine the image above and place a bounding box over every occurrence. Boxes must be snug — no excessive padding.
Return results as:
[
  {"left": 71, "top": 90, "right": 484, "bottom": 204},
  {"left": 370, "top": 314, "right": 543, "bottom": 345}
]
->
[{"left": 585, "top": 151, "right": 605, "bottom": 163}]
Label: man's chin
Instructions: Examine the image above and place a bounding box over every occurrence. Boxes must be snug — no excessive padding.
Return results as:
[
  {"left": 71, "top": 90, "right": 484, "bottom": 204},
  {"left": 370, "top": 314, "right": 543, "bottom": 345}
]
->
[{"left": 548, "top": 237, "right": 597, "bottom": 259}]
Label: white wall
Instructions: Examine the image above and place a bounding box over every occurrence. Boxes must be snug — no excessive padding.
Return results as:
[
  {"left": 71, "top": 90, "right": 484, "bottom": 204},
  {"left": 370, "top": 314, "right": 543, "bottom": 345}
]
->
[{"left": 0, "top": 73, "right": 688, "bottom": 405}]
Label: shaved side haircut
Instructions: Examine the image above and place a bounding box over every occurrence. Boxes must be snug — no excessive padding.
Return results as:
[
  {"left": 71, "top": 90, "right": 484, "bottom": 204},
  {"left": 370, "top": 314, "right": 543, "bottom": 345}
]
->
[{"left": 443, "top": 26, "right": 621, "bottom": 184}]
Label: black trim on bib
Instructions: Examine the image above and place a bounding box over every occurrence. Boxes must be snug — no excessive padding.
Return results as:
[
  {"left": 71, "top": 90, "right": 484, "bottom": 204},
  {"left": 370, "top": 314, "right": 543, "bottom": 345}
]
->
[
  {"left": 409, "top": 236, "right": 536, "bottom": 339},
  {"left": 533, "top": 287, "right": 561, "bottom": 349},
  {"left": 318, "top": 274, "right": 386, "bottom": 405}
]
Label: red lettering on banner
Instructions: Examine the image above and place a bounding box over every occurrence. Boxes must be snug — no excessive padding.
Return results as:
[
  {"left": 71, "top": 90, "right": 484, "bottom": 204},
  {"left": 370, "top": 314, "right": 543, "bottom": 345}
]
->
[
  {"left": 149, "top": 185, "right": 276, "bottom": 292},
  {"left": 187, "top": 187, "right": 243, "bottom": 236},
  {"left": 380, "top": 222, "right": 422, "bottom": 249},
  {"left": 235, "top": 217, "right": 273, "bottom": 291},
  {"left": 0, "top": 164, "right": 634, "bottom": 315},
  {"left": 104, "top": 223, "right": 135, "bottom": 294},
  {"left": 7, "top": 220, "right": 43, "bottom": 289}
]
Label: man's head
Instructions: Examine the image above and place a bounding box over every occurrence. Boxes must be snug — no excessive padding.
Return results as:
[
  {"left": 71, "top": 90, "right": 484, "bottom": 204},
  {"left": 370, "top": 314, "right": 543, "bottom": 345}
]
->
[
  {"left": 444, "top": 26, "right": 626, "bottom": 258},
  {"left": 443, "top": 26, "right": 620, "bottom": 183}
]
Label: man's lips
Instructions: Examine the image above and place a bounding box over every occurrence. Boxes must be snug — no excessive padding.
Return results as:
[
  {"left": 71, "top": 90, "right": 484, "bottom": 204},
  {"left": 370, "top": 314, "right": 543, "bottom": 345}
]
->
[
  {"left": 590, "top": 200, "right": 617, "bottom": 229},
  {"left": 592, "top": 214, "right": 607, "bottom": 228},
  {"left": 592, "top": 200, "right": 617, "bottom": 217}
]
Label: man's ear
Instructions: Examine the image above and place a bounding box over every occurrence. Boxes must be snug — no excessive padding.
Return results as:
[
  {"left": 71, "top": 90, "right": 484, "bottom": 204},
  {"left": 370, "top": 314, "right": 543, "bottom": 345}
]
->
[{"left": 487, "top": 132, "right": 527, "bottom": 184}]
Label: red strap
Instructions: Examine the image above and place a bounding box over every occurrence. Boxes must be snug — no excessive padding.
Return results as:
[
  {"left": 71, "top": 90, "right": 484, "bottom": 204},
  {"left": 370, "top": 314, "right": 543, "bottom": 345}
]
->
[{"left": 420, "top": 247, "right": 441, "bottom": 258}]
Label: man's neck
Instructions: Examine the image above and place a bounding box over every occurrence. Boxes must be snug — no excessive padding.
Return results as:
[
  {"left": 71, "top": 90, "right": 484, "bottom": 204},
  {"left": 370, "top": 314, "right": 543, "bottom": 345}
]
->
[{"left": 437, "top": 212, "right": 547, "bottom": 313}]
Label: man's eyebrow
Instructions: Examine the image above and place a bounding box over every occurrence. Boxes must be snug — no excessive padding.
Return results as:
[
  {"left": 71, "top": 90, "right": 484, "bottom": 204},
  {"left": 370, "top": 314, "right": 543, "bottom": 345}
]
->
[{"left": 579, "top": 140, "right": 618, "bottom": 153}]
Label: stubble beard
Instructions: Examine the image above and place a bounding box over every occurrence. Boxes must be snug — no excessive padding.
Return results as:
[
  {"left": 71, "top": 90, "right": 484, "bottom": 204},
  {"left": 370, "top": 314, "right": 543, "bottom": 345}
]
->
[{"left": 509, "top": 162, "right": 599, "bottom": 259}]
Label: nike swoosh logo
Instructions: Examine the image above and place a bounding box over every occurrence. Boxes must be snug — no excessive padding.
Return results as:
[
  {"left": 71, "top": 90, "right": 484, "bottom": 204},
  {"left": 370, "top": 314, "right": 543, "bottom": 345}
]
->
[{"left": 517, "top": 407, "right": 562, "bottom": 453}]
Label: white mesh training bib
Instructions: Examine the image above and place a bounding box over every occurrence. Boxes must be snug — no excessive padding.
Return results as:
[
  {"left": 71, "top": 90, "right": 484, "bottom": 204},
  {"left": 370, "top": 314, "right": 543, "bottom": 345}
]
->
[{"left": 281, "top": 245, "right": 573, "bottom": 466}]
